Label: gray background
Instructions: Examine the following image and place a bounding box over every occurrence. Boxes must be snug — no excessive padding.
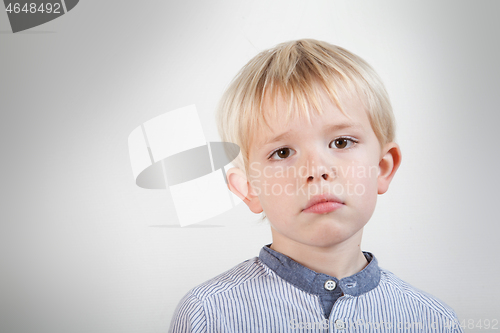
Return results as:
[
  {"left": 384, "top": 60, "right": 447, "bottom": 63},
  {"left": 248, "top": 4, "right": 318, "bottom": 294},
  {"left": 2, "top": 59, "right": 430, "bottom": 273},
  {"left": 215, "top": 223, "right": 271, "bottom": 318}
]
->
[{"left": 1, "top": 0, "right": 499, "bottom": 332}]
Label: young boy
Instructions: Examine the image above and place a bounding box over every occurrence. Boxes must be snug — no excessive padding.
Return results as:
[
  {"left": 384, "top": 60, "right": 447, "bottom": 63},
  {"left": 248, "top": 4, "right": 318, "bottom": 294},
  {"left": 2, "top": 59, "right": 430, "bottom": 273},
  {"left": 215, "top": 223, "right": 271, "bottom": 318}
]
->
[{"left": 169, "top": 39, "right": 462, "bottom": 332}]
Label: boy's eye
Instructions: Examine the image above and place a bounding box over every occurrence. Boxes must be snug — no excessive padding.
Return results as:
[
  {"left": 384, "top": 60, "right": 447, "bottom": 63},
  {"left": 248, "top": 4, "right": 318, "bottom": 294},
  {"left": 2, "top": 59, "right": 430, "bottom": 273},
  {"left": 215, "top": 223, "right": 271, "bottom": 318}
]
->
[
  {"left": 330, "top": 137, "right": 357, "bottom": 149},
  {"left": 268, "top": 138, "right": 357, "bottom": 161},
  {"left": 269, "top": 148, "right": 296, "bottom": 161}
]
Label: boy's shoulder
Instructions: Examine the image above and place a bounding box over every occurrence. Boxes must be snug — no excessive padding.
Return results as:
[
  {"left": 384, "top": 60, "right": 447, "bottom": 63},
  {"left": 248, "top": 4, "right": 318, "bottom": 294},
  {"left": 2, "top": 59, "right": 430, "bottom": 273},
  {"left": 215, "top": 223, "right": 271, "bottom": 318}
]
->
[
  {"left": 186, "top": 256, "right": 268, "bottom": 301},
  {"left": 377, "top": 267, "right": 458, "bottom": 319}
]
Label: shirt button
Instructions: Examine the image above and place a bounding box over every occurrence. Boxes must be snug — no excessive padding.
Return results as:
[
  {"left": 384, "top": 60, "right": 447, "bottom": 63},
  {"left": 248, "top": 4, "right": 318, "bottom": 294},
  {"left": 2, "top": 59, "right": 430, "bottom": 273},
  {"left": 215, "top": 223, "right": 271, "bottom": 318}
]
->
[
  {"left": 334, "top": 319, "right": 345, "bottom": 330},
  {"left": 324, "top": 279, "right": 336, "bottom": 291}
]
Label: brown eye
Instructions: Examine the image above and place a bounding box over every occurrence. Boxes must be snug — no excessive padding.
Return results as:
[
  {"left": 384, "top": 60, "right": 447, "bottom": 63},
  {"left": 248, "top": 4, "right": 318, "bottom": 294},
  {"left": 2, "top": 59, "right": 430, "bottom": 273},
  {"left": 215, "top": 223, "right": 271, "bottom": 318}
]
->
[
  {"left": 269, "top": 147, "right": 295, "bottom": 160},
  {"left": 277, "top": 149, "right": 289, "bottom": 158},
  {"left": 331, "top": 137, "right": 356, "bottom": 149},
  {"left": 335, "top": 139, "right": 347, "bottom": 148}
]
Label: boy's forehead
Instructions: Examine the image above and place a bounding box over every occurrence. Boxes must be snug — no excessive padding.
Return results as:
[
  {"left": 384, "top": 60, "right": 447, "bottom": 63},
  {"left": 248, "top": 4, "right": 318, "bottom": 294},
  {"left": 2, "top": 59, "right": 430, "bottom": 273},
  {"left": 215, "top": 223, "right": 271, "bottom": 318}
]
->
[
  {"left": 260, "top": 83, "right": 363, "bottom": 123},
  {"left": 252, "top": 95, "right": 369, "bottom": 151}
]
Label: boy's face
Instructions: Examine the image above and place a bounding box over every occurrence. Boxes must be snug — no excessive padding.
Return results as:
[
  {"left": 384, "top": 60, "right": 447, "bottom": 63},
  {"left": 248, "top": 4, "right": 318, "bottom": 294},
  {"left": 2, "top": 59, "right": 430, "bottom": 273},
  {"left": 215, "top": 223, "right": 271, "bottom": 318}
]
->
[{"left": 238, "top": 90, "right": 400, "bottom": 250}]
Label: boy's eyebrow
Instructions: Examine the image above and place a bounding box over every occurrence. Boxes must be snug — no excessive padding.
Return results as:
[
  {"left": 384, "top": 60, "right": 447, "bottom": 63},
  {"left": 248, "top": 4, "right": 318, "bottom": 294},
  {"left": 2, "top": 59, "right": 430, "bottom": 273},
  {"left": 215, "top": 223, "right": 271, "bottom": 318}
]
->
[{"left": 260, "top": 122, "right": 361, "bottom": 147}]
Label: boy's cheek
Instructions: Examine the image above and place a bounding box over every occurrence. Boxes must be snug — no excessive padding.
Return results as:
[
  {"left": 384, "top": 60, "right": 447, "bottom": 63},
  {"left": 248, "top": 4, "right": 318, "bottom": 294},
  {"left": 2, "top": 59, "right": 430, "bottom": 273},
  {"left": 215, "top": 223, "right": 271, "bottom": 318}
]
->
[
  {"left": 260, "top": 178, "right": 296, "bottom": 199},
  {"left": 342, "top": 169, "right": 379, "bottom": 200}
]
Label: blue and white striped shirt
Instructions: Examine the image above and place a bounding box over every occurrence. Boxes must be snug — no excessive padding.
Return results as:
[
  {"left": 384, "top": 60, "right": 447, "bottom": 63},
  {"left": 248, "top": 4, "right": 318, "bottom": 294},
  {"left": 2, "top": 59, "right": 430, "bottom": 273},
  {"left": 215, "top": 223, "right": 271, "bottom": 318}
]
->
[{"left": 169, "top": 245, "right": 462, "bottom": 332}]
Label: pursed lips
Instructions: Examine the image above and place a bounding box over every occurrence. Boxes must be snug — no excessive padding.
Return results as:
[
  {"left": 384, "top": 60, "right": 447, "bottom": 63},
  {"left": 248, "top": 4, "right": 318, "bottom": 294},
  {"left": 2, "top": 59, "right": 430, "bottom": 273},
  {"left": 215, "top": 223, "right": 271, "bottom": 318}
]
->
[{"left": 303, "top": 193, "right": 344, "bottom": 211}]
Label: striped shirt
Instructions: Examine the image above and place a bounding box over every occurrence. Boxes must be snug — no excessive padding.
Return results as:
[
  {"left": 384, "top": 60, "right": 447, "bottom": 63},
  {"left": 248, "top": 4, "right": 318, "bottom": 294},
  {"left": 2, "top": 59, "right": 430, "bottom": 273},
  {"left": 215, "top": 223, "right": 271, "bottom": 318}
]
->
[{"left": 169, "top": 245, "right": 462, "bottom": 332}]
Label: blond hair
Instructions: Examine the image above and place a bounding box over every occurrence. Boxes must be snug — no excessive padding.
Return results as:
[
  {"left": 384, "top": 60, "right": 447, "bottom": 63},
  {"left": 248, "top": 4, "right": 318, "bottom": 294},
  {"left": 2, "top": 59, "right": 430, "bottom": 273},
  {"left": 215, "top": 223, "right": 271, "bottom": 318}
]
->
[{"left": 216, "top": 39, "right": 395, "bottom": 177}]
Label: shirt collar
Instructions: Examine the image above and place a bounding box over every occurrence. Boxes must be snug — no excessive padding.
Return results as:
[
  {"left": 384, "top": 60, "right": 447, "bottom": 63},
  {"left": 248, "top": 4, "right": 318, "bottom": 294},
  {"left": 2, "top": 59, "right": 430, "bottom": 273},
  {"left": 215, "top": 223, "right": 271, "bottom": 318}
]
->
[{"left": 258, "top": 244, "right": 381, "bottom": 297}]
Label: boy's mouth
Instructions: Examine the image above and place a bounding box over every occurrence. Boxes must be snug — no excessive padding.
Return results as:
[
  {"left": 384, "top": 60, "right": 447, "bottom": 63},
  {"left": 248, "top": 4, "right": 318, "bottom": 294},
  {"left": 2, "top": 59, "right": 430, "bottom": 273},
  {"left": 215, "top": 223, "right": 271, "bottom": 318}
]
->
[{"left": 302, "top": 194, "right": 344, "bottom": 213}]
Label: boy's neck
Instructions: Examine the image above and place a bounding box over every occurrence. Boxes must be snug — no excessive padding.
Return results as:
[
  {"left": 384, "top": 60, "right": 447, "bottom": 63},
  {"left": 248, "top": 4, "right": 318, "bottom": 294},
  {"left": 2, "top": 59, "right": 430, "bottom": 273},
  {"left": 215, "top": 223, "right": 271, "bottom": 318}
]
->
[{"left": 269, "top": 228, "right": 368, "bottom": 280}]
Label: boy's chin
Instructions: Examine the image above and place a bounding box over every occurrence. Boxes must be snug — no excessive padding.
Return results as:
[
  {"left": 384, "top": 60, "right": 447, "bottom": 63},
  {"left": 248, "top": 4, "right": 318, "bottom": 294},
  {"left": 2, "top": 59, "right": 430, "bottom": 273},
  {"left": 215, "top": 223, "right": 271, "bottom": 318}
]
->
[
  {"left": 305, "top": 233, "right": 362, "bottom": 249},
  {"left": 286, "top": 227, "right": 365, "bottom": 249}
]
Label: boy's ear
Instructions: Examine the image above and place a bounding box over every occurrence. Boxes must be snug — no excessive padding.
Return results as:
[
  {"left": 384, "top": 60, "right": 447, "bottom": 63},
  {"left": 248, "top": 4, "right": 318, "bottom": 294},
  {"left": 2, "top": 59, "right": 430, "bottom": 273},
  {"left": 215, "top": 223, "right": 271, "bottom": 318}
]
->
[
  {"left": 226, "top": 167, "right": 263, "bottom": 214},
  {"left": 377, "top": 142, "right": 402, "bottom": 194}
]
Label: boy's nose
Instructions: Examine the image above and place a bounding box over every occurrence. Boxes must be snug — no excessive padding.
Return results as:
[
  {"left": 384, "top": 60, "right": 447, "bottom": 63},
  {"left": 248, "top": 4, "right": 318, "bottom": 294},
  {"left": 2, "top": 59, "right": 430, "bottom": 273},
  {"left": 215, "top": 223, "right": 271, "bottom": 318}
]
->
[{"left": 306, "top": 164, "right": 336, "bottom": 183}]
